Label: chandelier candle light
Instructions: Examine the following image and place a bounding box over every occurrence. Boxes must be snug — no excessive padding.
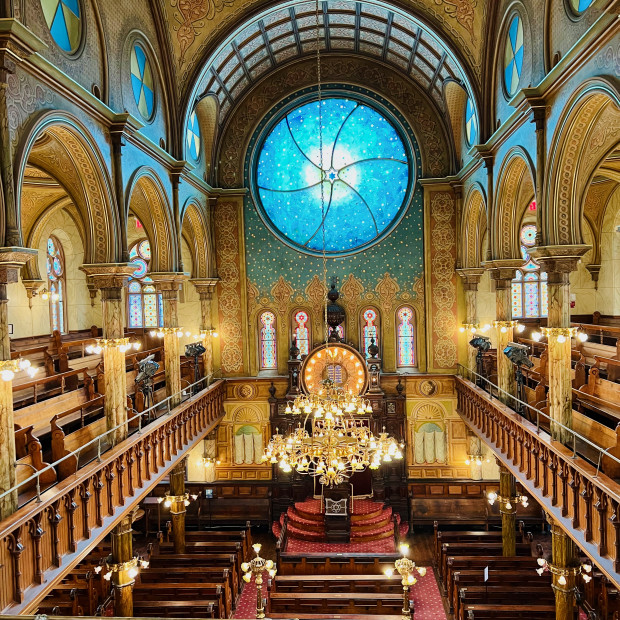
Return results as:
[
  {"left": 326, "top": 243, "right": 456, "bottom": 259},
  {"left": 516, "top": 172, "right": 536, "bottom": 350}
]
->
[
  {"left": 241, "top": 543, "right": 277, "bottom": 620},
  {"left": 86, "top": 338, "right": 141, "bottom": 355},
  {"left": 0, "top": 358, "right": 37, "bottom": 382},
  {"left": 385, "top": 543, "right": 427, "bottom": 620}
]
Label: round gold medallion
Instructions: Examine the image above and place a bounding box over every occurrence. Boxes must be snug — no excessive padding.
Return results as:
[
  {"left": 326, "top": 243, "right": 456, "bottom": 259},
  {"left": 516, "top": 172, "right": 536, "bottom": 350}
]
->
[{"left": 301, "top": 343, "right": 368, "bottom": 395}]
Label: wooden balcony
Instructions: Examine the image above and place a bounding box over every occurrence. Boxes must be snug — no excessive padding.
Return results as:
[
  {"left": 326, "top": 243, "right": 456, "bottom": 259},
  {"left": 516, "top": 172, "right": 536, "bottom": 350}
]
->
[
  {"left": 456, "top": 376, "right": 620, "bottom": 588},
  {"left": 0, "top": 380, "right": 226, "bottom": 614}
]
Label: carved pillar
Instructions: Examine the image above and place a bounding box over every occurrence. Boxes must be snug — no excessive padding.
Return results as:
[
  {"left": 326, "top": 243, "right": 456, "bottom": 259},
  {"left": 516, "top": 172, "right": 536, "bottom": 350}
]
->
[
  {"left": 491, "top": 266, "right": 520, "bottom": 401},
  {"left": 190, "top": 278, "right": 218, "bottom": 379},
  {"left": 530, "top": 249, "right": 589, "bottom": 443},
  {"left": 548, "top": 515, "right": 579, "bottom": 620},
  {"left": 80, "top": 264, "right": 135, "bottom": 445},
  {"left": 499, "top": 464, "right": 516, "bottom": 556},
  {"left": 457, "top": 268, "right": 484, "bottom": 372},
  {"left": 151, "top": 273, "right": 187, "bottom": 407},
  {"left": 0, "top": 249, "right": 37, "bottom": 518},
  {"left": 111, "top": 512, "right": 135, "bottom": 617},
  {"left": 170, "top": 459, "right": 187, "bottom": 554}
]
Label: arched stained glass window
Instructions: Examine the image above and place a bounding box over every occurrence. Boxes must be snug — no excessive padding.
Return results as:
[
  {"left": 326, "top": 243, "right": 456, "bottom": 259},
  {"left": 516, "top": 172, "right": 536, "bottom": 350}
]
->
[
  {"left": 187, "top": 110, "right": 201, "bottom": 161},
  {"left": 465, "top": 97, "right": 478, "bottom": 146},
  {"left": 41, "top": 0, "right": 81, "bottom": 54},
  {"left": 293, "top": 310, "right": 310, "bottom": 357},
  {"left": 336, "top": 324, "right": 345, "bottom": 341},
  {"left": 127, "top": 239, "right": 164, "bottom": 328},
  {"left": 47, "top": 236, "right": 66, "bottom": 333},
  {"left": 511, "top": 222, "right": 548, "bottom": 319},
  {"left": 260, "top": 311, "right": 277, "bottom": 370},
  {"left": 503, "top": 14, "right": 524, "bottom": 97},
  {"left": 397, "top": 307, "right": 416, "bottom": 368},
  {"left": 130, "top": 44, "right": 154, "bottom": 120},
  {"left": 361, "top": 308, "right": 379, "bottom": 359},
  {"left": 253, "top": 96, "right": 412, "bottom": 256}
]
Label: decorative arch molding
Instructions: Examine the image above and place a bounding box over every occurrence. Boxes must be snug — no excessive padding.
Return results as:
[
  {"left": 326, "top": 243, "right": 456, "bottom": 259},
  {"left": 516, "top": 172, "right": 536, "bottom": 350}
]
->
[
  {"left": 193, "top": 95, "right": 219, "bottom": 184},
  {"left": 181, "top": 198, "right": 212, "bottom": 279},
  {"left": 461, "top": 184, "right": 487, "bottom": 269},
  {"left": 544, "top": 78, "right": 620, "bottom": 246},
  {"left": 216, "top": 55, "right": 453, "bottom": 188},
  {"left": 493, "top": 147, "right": 536, "bottom": 260},
  {"left": 14, "top": 111, "right": 118, "bottom": 264},
  {"left": 125, "top": 168, "right": 176, "bottom": 273}
]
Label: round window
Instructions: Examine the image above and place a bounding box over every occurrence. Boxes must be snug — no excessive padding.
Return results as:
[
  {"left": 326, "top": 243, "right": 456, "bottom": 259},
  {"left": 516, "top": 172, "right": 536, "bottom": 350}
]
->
[
  {"left": 41, "top": 0, "right": 82, "bottom": 54},
  {"left": 465, "top": 96, "right": 478, "bottom": 146},
  {"left": 252, "top": 96, "right": 413, "bottom": 257},
  {"left": 503, "top": 14, "right": 524, "bottom": 98},
  {"left": 187, "top": 110, "right": 201, "bottom": 161},
  {"left": 569, "top": 0, "right": 594, "bottom": 14},
  {"left": 130, "top": 44, "right": 155, "bottom": 120}
]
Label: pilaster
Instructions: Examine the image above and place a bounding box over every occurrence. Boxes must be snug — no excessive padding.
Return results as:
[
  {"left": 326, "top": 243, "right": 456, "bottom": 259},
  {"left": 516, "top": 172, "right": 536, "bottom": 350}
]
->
[
  {"left": 190, "top": 278, "right": 219, "bottom": 379},
  {"left": 457, "top": 268, "right": 484, "bottom": 372}
]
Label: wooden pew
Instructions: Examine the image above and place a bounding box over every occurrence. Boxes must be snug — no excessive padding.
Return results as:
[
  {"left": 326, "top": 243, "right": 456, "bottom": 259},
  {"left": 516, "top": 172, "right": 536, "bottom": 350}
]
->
[
  {"left": 269, "top": 591, "right": 404, "bottom": 616},
  {"left": 133, "top": 583, "right": 226, "bottom": 619},
  {"left": 438, "top": 541, "right": 533, "bottom": 584},
  {"left": 269, "top": 615, "right": 402, "bottom": 620},
  {"left": 132, "top": 600, "right": 216, "bottom": 618},
  {"left": 277, "top": 552, "right": 400, "bottom": 576},
  {"left": 270, "top": 574, "right": 403, "bottom": 595},
  {"left": 462, "top": 603, "right": 556, "bottom": 618},
  {"left": 14, "top": 425, "right": 56, "bottom": 502},
  {"left": 138, "top": 568, "right": 233, "bottom": 617},
  {"left": 458, "top": 586, "right": 555, "bottom": 620},
  {"left": 51, "top": 408, "right": 108, "bottom": 479},
  {"left": 576, "top": 363, "right": 620, "bottom": 426},
  {"left": 184, "top": 525, "right": 252, "bottom": 561}
]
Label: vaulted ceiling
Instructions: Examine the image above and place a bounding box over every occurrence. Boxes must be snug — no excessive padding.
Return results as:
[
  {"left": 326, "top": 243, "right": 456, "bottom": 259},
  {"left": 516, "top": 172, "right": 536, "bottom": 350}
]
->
[{"left": 159, "top": 0, "right": 488, "bottom": 110}]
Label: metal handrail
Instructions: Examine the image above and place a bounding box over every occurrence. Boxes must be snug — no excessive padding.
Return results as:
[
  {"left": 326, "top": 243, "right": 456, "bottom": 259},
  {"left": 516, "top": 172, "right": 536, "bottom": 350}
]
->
[
  {"left": 3, "top": 369, "right": 222, "bottom": 505},
  {"left": 456, "top": 363, "right": 620, "bottom": 475}
]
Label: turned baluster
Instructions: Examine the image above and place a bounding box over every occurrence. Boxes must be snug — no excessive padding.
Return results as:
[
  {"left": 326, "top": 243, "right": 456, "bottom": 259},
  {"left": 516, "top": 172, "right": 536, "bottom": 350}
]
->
[
  {"left": 126, "top": 450, "right": 135, "bottom": 498},
  {"left": 105, "top": 465, "right": 115, "bottom": 516},
  {"left": 116, "top": 457, "right": 126, "bottom": 506},
  {"left": 609, "top": 499, "right": 620, "bottom": 573},
  {"left": 582, "top": 481, "right": 594, "bottom": 542},
  {"left": 569, "top": 471, "right": 581, "bottom": 529},
  {"left": 46, "top": 502, "right": 62, "bottom": 566},
  {"left": 65, "top": 490, "right": 78, "bottom": 552},
  {"left": 595, "top": 488, "right": 609, "bottom": 556},
  {"left": 9, "top": 529, "right": 24, "bottom": 603},
  {"left": 94, "top": 473, "right": 104, "bottom": 527},
  {"left": 136, "top": 444, "right": 144, "bottom": 488},
  {"left": 28, "top": 516, "right": 45, "bottom": 585},
  {"left": 550, "top": 455, "right": 558, "bottom": 506},
  {"left": 80, "top": 482, "right": 92, "bottom": 539},
  {"left": 541, "top": 448, "right": 549, "bottom": 496}
]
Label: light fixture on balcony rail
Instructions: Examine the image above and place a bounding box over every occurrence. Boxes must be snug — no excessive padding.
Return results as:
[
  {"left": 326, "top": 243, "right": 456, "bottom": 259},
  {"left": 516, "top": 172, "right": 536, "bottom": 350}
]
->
[
  {"left": 157, "top": 491, "right": 199, "bottom": 509},
  {"left": 86, "top": 337, "right": 141, "bottom": 355},
  {"left": 493, "top": 320, "right": 525, "bottom": 334},
  {"left": 487, "top": 490, "right": 529, "bottom": 511},
  {"left": 536, "top": 558, "right": 592, "bottom": 585},
  {"left": 532, "top": 326, "right": 588, "bottom": 344},
  {"left": 0, "top": 358, "right": 38, "bottom": 382},
  {"left": 149, "top": 327, "right": 186, "bottom": 338},
  {"left": 459, "top": 323, "right": 492, "bottom": 334},
  {"left": 95, "top": 556, "right": 149, "bottom": 583},
  {"left": 200, "top": 328, "right": 219, "bottom": 338}
]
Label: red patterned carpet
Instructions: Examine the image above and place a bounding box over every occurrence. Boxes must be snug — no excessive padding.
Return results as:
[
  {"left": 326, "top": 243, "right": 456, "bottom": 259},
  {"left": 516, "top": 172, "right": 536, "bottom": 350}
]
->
[{"left": 232, "top": 568, "right": 447, "bottom": 619}]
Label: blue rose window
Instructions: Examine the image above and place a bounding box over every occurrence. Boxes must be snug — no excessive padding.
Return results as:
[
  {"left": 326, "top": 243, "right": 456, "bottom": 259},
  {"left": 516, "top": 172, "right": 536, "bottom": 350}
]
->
[{"left": 254, "top": 97, "right": 412, "bottom": 255}]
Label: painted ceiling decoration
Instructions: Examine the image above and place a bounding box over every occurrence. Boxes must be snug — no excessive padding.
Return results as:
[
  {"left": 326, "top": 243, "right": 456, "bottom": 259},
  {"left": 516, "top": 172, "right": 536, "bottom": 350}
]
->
[
  {"left": 185, "top": 0, "right": 478, "bottom": 123},
  {"left": 161, "top": 0, "right": 487, "bottom": 94},
  {"left": 41, "top": 0, "right": 82, "bottom": 54}
]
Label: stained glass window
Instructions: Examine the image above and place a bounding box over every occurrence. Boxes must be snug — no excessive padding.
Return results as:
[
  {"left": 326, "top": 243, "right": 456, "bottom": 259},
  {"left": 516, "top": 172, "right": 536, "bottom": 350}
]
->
[
  {"left": 260, "top": 311, "right": 277, "bottom": 370},
  {"left": 570, "top": 0, "right": 594, "bottom": 13},
  {"left": 397, "top": 307, "right": 416, "bottom": 368},
  {"left": 46, "top": 236, "right": 66, "bottom": 333},
  {"left": 361, "top": 308, "right": 379, "bottom": 359},
  {"left": 130, "top": 44, "right": 154, "bottom": 120},
  {"left": 512, "top": 222, "right": 548, "bottom": 319},
  {"left": 465, "top": 97, "right": 478, "bottom": 146},
  {"left": 41, "top": 0, "right": 81, "bottom": 54},
  {"left": 336, "top": 325, "right": 345, "bottom": 341},
  {"left": 504, "top": 14, "right": 524, "bottom": 97},
  {"left": 187, "top": 110, "right": 201, "bottom": 161},
  {"left": 293, "top": 310, "right": 310, "bottom": 357},
  {"left": 254, "top": 97, "right": 412, "bottom": 256},
  {"left": 127, "top": 240, "right": 164, "bottom": 328}
]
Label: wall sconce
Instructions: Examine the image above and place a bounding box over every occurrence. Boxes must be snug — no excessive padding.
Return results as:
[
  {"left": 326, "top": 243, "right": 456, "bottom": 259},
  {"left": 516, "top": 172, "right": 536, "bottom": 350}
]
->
[
  {"left": 532, "top": 326, "right": 587, "bottom": 344},
  {"left": 459, "top": 323, "right": 492, "bottom": 334},
  {"left": 487, "top": 490, "right": 529, "bottom": 511},
  {"left": 149, "top": 327, "right": 185, "bottom": 338},
  {"left": 465, "top": 454, "right": 490, "bottom": 466},
  {"left": 0, "top": 358, "right": 38, "bottom": 381},
  {"left": 536, "top": 558, "right": 592, "bottom": 585},
  {"left": 157, "top": 491, "right": 199, "bottom": 509},
  {"left": 201, "top": 456, "right": 220, "bottom": 467},
  {"left": 86, "top": 338, "right": 141, "bottom": 355},
  {"left": 39, "top": 287, "right": 59, "bottom": 302},
  {"left": 95, "top": 556, "right": 149, "bottom": 583},
  {"left": 492, "top": 320, "right": 525, "bottom": 334},
  {"left": 201, "top": 328, "right": 219, "bottom": 338}
]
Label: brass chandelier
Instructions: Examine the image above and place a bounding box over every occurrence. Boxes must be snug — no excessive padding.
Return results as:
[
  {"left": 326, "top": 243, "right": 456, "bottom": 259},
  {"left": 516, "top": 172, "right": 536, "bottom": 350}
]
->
[
  {"left": 262, "top": 378, "right": 403, "bottom": 487},
  {"left": 261, "top": 0, "right": 403, "bottom": 488}
]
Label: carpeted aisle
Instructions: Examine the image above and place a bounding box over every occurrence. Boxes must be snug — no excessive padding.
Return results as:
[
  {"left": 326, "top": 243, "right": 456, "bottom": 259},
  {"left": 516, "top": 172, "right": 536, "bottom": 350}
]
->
[{"left": 232, "top": 567, "right": 447, "bottom": 619}]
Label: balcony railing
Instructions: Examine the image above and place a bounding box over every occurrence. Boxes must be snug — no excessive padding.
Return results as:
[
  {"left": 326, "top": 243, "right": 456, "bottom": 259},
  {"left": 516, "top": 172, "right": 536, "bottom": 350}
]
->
[
  {"left": 0, "top": 379, "right": 226, "bottom": 614},
  {"left": 456, "top": 367, "right": 620, "bottom": 587}
]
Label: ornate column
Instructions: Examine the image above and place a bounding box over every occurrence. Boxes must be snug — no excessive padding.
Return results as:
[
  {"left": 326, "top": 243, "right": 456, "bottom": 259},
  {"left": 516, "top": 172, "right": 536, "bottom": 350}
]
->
[
  {"left": 0, "top": 248, "right": 37, "bottom": 518},
  {"left": 80, "top": 264, "right": 134, "bottom": 445},
  {"left": 499, "top": 464, "right": 517, "bottom": 556},
  {"left": 529, "top": 248, "right": 588, "bottom": 443},
  {"left": 151, "top": 273, "right": 187, "bottom": 406},
  {"left": 547, "top": 515, "right": 579, "bottom": 620},
  {"left": 490, "top": 264, "right": 520, "bottom": 401},
  {"left": 190, "top": 278, "right": 218, "bottom": 379},
  {"left": 169, "top": 459, "right": 187, "bottom": 554},
  {"left": 110, "top": 511, "right": 135, "bottom": 617},
  {"left": 457, "top": 268, "right": 484, "bottom": 372}
]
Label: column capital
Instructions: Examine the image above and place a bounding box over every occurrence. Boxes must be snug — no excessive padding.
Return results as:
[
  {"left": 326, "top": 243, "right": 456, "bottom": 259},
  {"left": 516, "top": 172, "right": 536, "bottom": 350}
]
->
[
  {"left": 485, "top": 260, "right": 522, "bottom": 287},
  {"left": 457, "top": 268, "right": 484, "bottom": 291},
  {"left": 149, "top": 272, "right": 189, "bottom": 292},
  {"left": 80, "top": 263, "right": 135, "bottom": 290},
  {"left": 189, "top": 277, "right": 219, "bottom": 298},
  {"left": 0, "top": 247, "right": 37, "bottom": 284},
  {"left": 527, "top": 245, "right": 590, "bottom": 279}
]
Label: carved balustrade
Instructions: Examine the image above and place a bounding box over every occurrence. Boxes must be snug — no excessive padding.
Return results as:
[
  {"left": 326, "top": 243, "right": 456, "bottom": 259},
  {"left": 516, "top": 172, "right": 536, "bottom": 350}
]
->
[
  {"left": 456, "top": 376, "right": 620, "bottom": 587},
  {"left": 0, "top": 380, "right": 226, "bottom": 614}
]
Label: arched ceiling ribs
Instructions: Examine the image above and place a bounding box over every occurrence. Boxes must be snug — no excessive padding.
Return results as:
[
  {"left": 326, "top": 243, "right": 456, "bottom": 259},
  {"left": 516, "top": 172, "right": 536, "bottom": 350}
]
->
[{"left": 188, "top": 0, "right": 476, "bottom": 127}]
